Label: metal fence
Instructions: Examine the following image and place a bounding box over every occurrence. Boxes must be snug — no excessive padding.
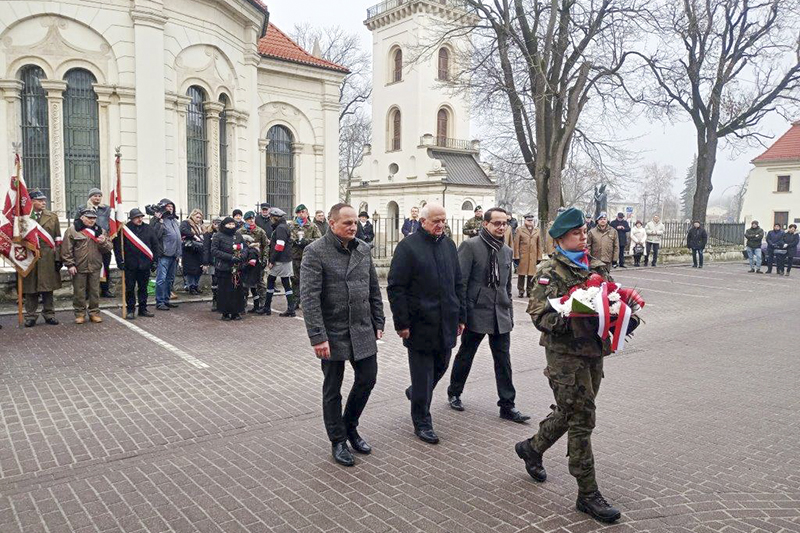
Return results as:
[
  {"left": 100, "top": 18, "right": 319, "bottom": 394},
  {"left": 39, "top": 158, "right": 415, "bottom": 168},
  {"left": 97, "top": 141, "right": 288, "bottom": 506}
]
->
[{"left": 658, "top": 221, "right": 745, "bottom": 249}]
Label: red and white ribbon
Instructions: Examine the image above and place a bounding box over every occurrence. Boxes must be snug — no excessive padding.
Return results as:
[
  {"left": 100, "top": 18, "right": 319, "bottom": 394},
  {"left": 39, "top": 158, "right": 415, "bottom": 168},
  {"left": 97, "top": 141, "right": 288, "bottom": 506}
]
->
[
  {"left": 81, "top": 228, "right": 100, "bottom": 242},
  {"left": 122, "top": 225, "right": 154, "bottom": 261},
  {"left": 610, "top": 301, "right": 632, "bottom": 352}
]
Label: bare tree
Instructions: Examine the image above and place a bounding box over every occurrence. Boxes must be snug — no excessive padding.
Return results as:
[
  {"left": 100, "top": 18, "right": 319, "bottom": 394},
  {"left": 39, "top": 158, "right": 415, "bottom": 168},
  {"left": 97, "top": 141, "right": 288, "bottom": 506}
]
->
[
  {"left": 633, "top": 162, "right": 679, "bottom": 221},
  {"left": 629, "top": 0, "right": 800, "bottom": 223},
  {"left": 339, "top": 109, "right": 372, "bottom": 202}
]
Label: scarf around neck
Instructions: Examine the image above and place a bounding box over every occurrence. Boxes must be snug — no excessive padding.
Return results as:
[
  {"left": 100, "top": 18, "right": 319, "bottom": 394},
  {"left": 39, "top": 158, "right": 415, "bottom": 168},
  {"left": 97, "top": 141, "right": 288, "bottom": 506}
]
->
[
  {"left": 479, "top": 226, "right": 504, "bottom": 288},
  {"left": 557, "top": 245, "right": 589, "bottom": 270}
]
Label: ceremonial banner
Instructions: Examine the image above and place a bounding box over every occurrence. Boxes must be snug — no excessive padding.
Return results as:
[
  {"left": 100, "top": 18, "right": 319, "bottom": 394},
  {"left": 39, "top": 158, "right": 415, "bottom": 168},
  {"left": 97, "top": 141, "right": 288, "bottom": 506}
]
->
[{"left": 0, "top": 157, "right": 40, "bottom": 275}]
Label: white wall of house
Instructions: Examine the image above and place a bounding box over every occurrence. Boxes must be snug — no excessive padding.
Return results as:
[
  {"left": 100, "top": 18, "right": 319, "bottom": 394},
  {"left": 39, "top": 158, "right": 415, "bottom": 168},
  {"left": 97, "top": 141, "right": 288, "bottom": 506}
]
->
[{"left": 740, "top": 161, "right": 800, "bottom": 228}]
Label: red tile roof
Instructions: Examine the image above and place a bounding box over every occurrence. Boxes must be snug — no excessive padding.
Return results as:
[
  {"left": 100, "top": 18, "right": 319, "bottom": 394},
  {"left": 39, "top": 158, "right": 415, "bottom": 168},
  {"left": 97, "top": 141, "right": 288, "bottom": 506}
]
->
[
  {"left": 752, "top": 121, "right": 800, "bottom": 163},
  {"left": 258, "top": 23, "right": 349, "bottom": 73}
]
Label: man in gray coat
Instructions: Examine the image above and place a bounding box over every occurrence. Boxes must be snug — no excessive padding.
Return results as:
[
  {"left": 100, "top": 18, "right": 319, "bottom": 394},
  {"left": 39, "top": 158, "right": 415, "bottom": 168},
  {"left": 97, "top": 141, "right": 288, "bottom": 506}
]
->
[
  {"left": 447, "top": 207, "right": 530, "bottom": 423},
  {"left": 301, "top": 203, "right": 385, "bottom": 467}
]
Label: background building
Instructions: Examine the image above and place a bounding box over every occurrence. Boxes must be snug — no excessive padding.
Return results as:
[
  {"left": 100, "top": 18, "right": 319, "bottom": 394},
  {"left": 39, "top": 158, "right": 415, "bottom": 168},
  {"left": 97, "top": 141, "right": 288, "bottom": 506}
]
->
[
  {"left": 0, "top": 0, "right": 346, "bottom": 219},
  {"left": 741, "top": 121, "right": 800, "bottom": 228},
  {"left": 349, "top": 0, "right": 497, "bottom": 237}
]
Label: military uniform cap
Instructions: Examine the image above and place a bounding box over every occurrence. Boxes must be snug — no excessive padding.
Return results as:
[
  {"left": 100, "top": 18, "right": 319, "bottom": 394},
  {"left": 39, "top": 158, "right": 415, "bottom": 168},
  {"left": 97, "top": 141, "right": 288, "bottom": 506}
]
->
[
  {"left": 474, "top": 205, "right": 482, "bottom": 212},
  {"left": 80, "top": 207, "right": 98, "bottom": 217},
  {"left": 295, "top": 204, "right": 307, "bottom": 213},
  {"left": 30, "top": 189, "right": 46, "bottom": 200},
  {"left": 269, "top": 207, "right": 286, "bottom": 217},
  {"left": 244, "top": 211, "right": 255, "bottom": 220},
  {"left": 260, "top": 202, "right": 270, "bottom": 209},
  {"left": 548, "top": 207, "right": 586, "bottom": 239}
]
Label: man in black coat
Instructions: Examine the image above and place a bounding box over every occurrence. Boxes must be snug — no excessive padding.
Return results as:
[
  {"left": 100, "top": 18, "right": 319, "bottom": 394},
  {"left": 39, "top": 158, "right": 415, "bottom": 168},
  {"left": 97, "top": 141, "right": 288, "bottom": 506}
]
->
[
  {"left": 447, "top": 208, "right": 530, "bottom": 423},
  {"left": 388, "top": 203, "right": 466, "bottom": 444},
  {"left": 608, "top": 213, "right": 630, "bottom": 268},
  {"left": 301, "top": 203, "right": 385, "bottom": 467},
  {"left": 254, "top": 203, "right": 272, "bottom": 239},
  {"left": 114, "top": 209, "right": 160, "bottom": 320}
]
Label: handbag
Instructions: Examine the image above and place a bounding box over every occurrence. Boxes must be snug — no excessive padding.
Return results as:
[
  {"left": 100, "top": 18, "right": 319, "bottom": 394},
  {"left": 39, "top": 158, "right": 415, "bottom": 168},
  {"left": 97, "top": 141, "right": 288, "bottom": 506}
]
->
[{"left": 633, "top": 244, "right": 644, "bottom": 255}]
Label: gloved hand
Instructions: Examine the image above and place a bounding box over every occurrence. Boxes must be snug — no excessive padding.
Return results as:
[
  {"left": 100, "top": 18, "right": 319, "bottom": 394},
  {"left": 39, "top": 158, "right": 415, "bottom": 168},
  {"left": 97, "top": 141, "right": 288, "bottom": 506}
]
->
[{"left": 514, "top": 259, "right": 520, "bottom": 267}]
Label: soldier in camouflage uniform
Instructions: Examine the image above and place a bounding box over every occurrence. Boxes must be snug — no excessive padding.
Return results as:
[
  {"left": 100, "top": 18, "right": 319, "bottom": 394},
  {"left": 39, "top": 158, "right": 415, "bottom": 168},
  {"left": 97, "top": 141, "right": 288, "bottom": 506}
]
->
[
  {"left": 290, "top": 204, "right": 322, "bottom": 305},
  {"left": 462, "top": 205, "right": 483, "bottom": 237},
  {"left": 238, "top": 211, "right": 270, "bottom": 313},
  {"left": 515, "top": 207, "right": 640, "bottom": 524}
]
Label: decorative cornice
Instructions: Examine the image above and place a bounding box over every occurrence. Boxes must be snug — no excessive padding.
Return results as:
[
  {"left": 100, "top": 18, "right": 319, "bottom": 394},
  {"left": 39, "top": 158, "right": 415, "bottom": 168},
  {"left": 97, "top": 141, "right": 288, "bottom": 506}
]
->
[
  {"left": 258, "top": 138, "right": 270, "bottom": 150},
  {"left": 312, "top": 144, "right": 324, "bottom": 155},
  {"left": 291, "top": 142, "right": 305, "bottom": 154},
  {"left": 203, "top": 101, "right": 226, "bottom": 117},
  {"left": 130, "top": 8, "right": 168, "bottom": 29},
  {"left": 39, "top": 80, "right": 68, "bottom": 93},
  {"left": 93, "top": 84, "right": 115, "bottom": 105},
  {"left": 364, "top": 0, "right": 478, "bottom": 30},
  {"left": 116, "top": 87, "right": 136, "bottom": 103},
  {"left": 0, "top": 79, "right": 23, "bottom": 100}
]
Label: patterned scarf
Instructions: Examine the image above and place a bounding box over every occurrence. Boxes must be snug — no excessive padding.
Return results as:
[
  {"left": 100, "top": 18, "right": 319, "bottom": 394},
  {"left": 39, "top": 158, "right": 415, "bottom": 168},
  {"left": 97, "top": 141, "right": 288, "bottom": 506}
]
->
[{"left": 479, "top": 226, "right": 503, "bottom": 288}]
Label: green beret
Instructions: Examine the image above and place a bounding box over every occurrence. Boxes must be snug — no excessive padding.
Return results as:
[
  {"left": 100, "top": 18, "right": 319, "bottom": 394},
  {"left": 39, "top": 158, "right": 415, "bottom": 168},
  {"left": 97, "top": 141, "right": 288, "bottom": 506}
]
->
[
  {"left": 548, "top": 207, "right": 586, "bottom": 239},
  {"left": 295, "top": 204, "right": 307, "bottom": 213},
  {"left": 244, "top": 211, "right": 255, "bottom": 220}
]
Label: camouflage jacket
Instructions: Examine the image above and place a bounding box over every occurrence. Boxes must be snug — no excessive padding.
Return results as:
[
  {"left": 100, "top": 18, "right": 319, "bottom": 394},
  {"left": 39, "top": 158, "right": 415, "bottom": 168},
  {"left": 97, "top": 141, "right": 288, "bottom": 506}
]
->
[
  {"left": 237, "top": 223, "right": 269, "bottom": 264},
  {"left": 463, "top": 216, "right": 482, "bottom": 237},
  {"left": 527, "top": 251, "right": 636, "bottom": 357},
  {"left": 289, "top": 218, "right": 322, "bottom": 259}
]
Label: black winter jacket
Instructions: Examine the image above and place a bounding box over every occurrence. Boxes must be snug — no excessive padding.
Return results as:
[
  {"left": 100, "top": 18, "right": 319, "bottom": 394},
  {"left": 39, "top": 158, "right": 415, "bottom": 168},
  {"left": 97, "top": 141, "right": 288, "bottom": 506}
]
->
[
  {"left": 387, "top": 228, "right": 466, "bottom": 351},
  {"left": 113, "top": 221, "right": 159, "bottom": 271},
  {"left": 211, "top": 231, "right": 244, "bottom": 273},
  {"left": 782, "top": 232, "right": 798, "bottom": 255},
  {"left": 687, "top": 226, "right": 708, "bottom": 249},
  {"left": 255, "top": 214, "right": 273, "bottom": 239},
  {"left": 269, "top": 219, "right": 293, "bottom": 264},
  {"left": 179, "top": 220, "right": 205, "bottom": 276}
]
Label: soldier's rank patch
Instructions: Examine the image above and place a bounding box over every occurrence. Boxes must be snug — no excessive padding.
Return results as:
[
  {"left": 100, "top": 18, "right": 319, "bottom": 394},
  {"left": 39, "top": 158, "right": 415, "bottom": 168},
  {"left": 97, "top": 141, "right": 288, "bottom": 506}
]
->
[{"left": 538, "top": 277, "right": 550, "bottom": 285}]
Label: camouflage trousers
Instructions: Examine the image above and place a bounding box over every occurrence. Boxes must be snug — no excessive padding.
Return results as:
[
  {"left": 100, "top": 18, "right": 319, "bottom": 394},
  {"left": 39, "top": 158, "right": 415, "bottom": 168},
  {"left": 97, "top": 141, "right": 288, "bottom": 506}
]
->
[{"left": 529, "top": 349, "right": 603, "bottom": 495}]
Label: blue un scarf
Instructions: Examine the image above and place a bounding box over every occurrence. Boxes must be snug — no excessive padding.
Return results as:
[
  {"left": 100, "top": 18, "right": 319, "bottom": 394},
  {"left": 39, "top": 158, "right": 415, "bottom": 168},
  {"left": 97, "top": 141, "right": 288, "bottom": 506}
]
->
[{"left": 557, "top": 245, "right": 589, "bottom": 270}]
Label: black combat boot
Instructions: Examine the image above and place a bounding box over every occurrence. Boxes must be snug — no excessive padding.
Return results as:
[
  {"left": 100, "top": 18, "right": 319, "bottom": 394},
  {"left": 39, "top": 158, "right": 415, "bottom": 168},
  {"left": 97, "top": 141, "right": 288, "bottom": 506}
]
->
[
  {"left": 576, "top": 491, "right": 621, "bottom": 523},
  {"left": 257, "top": 293, "right": 273, "bottom": 315},
  {"left": 248, "top": 298, "right": 261, "bottom": 313},
  {"left": 514, "top": 440, "right": 546, "bottom": 482},
  {"left": 280, "top": 293, "right": 296, "bottom": 317}
]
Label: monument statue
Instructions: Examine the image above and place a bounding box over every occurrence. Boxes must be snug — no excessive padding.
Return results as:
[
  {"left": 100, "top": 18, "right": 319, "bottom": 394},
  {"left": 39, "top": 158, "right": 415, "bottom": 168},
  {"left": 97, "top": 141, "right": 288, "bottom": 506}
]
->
[{"left": 593, "top": 184, "right": 608, "bottom": 220}]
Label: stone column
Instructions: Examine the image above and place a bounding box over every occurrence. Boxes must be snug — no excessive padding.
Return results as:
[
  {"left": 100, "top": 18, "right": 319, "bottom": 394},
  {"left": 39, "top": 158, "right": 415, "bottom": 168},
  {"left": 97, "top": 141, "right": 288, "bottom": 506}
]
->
[
  {"left": 39, "top": 80, "right": 68, "bottom": 217},
  {"left": 291, "top": 142, "right": 305, "bottom": 210},
  {"left": 224, "top": 109, "right": 242, "bottom": 209},
  {"left": 0, "top": 80, "right": 23, "bottom": 189},
  {"left": 203, "top": 101, "right": 224, "bottom": 217},
  {"left": 258, "top": 137, "right": 269, "bottom": 204},
  {"left": 93, "top": 84, "right": 114, "bottom": 194},
  {"left": 313, "top": 144, "right": 325, "bottom": 209},
  {"left": 173, "top": 95, "right": 191, "bottom": 214}
]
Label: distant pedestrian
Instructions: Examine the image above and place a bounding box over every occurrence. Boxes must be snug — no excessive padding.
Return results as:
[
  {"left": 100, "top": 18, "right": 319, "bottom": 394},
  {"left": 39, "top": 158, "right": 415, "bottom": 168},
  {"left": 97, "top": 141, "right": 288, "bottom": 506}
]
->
[
  {"left": 584, "top": 214, "right": 595, "bottom": 231},
  {"left": 631, "top": 221, "right": 646, "bottom": 266},
  {"left": 608, "top": 212, "right": 630, "bottom": 268},
  {"left": 313, "top": 209, "right": 329, "bottom": 236},
  {"left": 357, "top": 212, "right": 374, "bottom": 243},
  {"left": 686, "top": 221, "right": 708, "bottom": 268},
  {"left": 290, "top": 204, "right": 322, "bottom": 307},
  {"left": 462, "top": 205, "right": 483, "bottom": 237},
  {"left": 23, "top": 190, "right": 62, "bottom": 327},
  {"left": 402, "top": 206, "right": 421, "bottom": 237},
  {"left": 180, "top": 209, "right": 206, "bottom": 295},
  {"left": 447, "top": 207, "right": 530, "bottom": 423},
  {"left": 745, "top": 221, "right": 765, "bottom": 273},
  {"left": 114, "top": 208, "right": 158, "bottom": 320},
  {"left": 150, "top": 199, "right": 181, "bottom": 310},
  {"left": 388, "top": 203, "right": 466, "bottom": 445},
  {"left": 238, "top": 211, "right": 269, "bottom": 313},
  {"left": 587, "top": 212, "right": 618, "bottom": 266},
  {"left": 513, "top": 214, "right": 540, "bottom": 297},
  {"left": 644, "top": 215, "right": 664, "bottom": 267},
  {"left": 232, "top": 209, "right": 244, "bottom": 228},
  {"left": 61, "top": 208, "right": 113, "bottom": 324},
  {"left": 265, "top": 208, "right": 296, "bottom": 317},
  {"left": 765, "top": 223, "right": 785, "bottom": 274},
  {"left": 300, "top": 203, "right": 385, "bottom": 467},
  {"left": 85, "top": 188, "right": 115, "bottom": 297},
  {"left": 777, "top": 224, "right": 797, "bottom": 276},
  {"left": 211, "top": 217, "right": 248, "bottom": 321}
]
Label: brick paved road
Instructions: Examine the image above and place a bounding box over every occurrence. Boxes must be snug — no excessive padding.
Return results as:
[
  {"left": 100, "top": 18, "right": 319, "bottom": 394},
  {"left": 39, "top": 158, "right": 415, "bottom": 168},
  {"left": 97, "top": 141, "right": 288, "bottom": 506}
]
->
[{"left": 1, "top": 262, "right": 799, "bottom": 532}]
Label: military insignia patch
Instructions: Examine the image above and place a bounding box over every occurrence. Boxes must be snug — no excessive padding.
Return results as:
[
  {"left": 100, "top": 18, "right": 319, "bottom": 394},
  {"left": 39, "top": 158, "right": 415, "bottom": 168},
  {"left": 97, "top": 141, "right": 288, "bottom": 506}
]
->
[{"left": 538, "top": 277, "right": 550, "bottom": 285}]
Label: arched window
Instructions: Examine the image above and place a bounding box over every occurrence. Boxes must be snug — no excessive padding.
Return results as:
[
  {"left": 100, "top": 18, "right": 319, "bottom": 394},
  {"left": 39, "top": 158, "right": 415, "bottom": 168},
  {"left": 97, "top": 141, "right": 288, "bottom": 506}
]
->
[
  {"left": 19, "top": 65, "right": 50, "bottom": 199},
  {"left": 266, "top": 125, "right": 294, "bottom": 214},
  {"left": 461, "top": 200, "right": 473, "bottom": 211},
  {"left": 393, "top": 48, "right": 403, "bottom": 82},
  {"left": 390, "top": 109, "right": 401, "bottom": 151},
  {"left": 437, "top": 108, "right": 449, "bottom": 146},
  {"left": 219, "top": 94, "right": 230, "bottom": 216},
  {"left": 438, "top": 47, "right": 450, "bottom": 80},
  {"left": 63, "top": 68, "right": 100, "bottom": 216},
  {"left": 186, "top": 86, "right": 208, "bottom": 214}
]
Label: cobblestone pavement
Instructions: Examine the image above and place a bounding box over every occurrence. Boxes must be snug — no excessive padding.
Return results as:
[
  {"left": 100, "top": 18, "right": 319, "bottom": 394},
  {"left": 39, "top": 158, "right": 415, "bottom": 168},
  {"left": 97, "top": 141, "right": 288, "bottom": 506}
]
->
[{"left": 1, "top": 261, "right": 798, "bottom": 533}]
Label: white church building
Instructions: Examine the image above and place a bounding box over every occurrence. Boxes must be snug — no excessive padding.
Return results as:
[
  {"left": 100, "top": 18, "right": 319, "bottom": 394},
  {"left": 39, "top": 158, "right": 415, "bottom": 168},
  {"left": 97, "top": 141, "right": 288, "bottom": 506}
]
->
[
  {"left": 349, "top": 0, "right": 497, "bottom": 235},
  {"left": 0, "top": 0, "right": 346, "bottom": 219}
]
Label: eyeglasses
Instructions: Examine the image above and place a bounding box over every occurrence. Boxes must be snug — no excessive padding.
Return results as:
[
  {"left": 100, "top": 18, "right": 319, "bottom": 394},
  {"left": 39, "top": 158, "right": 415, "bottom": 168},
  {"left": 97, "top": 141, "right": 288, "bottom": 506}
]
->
[{"left": 489, "top": 221, "right": 508, "bottom": 227}]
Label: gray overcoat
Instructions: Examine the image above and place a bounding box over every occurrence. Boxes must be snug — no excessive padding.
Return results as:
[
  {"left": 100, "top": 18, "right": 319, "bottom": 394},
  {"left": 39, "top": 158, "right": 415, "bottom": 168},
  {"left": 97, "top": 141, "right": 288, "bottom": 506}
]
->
[
  {"left": 300, "top": 231, "right": 385, "bottom": 361},
  {"left": 458, "top": 236, "right": 514, "bottom": 335}
]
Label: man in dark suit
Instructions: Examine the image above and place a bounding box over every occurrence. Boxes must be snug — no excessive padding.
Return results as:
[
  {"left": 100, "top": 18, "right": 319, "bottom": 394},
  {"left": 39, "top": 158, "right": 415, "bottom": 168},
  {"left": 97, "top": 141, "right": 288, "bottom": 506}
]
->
[
  {"left": 447, "top": 207, "right": 530, "bottom": 422},
  {"left": 301, "top": 203, "right": 385, "bottom": 467},
  {"left": 388, "top": 203, "right": 466, "bottom": 444},
  {"left": 401, "top": 206, "right": 420, "bottom": 237}
]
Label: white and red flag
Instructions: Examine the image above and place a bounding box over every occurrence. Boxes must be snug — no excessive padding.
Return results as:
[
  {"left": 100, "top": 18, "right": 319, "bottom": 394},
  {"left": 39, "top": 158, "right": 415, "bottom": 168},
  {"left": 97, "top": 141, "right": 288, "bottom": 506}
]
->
[
  {"left": 108, "top": 153, "right": 124, "bottom": 237},
  {"left": 0, "top": 155, "right": 40, "bottom": 275}
]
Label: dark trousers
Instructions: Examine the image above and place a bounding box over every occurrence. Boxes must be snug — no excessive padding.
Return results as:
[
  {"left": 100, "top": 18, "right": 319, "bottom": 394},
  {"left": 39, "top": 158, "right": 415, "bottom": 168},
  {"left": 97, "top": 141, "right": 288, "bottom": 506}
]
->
[
  {"left": 448, "top": 330, "right": 515, "bottom": 409},
  {"left": 24, "top": 292, "right": 55, "bottom": 321},
  {"left": 775, "top": 252, "right": 794, "bottom": 273},
  {"left": 765, "top": 247, "right": 775, "bottom": 271},
  {"left": 100, "top": 251, "right": 112, "bottom": 293},
  {"left": 618, "top": 244, "right": 626, "bottom": 267},
  {"left": 517, "top": 275, "right": 534, "bottom": 296},
  {"left": 125, "top": 268, "right": 150, "bottom": 312},
  {"left": 321, "top": 354, "right": 377, "bottom": 443},
  {"left": 644, "top": 242, "right": 659, "bottom": 266},
  {"left": 408, "top": 348, "right": 452, "bottom": 431},
  {"left": 691, "top": 248, "right": 704, "bottom": 267}
]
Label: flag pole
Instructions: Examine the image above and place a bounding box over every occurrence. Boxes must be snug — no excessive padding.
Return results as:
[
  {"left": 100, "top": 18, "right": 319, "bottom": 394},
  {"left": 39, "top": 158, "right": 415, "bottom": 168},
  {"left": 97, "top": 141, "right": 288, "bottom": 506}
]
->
[
  {"left": 116, "top": 148, "right": 126, "bottom": 318},
  {"left": 13, "top": 144, "right": 23, "bottom": 327}
]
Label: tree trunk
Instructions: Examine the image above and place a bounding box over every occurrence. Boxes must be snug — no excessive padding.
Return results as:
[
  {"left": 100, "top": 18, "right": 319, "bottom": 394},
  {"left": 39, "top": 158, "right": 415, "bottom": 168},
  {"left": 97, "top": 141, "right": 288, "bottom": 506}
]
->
[{"left": 692, "top": 135, "right": 718, "bottom": 223}]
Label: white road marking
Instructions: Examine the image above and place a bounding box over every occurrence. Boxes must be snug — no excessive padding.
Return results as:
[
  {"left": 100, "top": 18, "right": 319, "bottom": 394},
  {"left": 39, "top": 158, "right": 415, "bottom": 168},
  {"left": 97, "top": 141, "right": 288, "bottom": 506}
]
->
[{"left": 101, "top": 310, "right": 210, "bottom": 369}]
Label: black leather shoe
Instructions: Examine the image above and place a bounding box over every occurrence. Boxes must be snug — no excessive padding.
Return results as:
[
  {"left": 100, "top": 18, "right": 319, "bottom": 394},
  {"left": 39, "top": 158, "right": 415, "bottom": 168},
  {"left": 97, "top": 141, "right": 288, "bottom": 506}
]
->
[
  {"left": 138, "top": 309, "right": 155, "bottom": 317},
  {"left": 156, "top": 304, "right": 170, "bottom": 311},
  {"left": 332, "top": 442, "right": 355, "bottom": 466},
  {"left": 515, "top": 440, "right": 546, "bottom": 482},
  {"left": 166, "top": 302, "right": 179, "bottom": 308},
  {"left": 347, "top": 431, "right": 372, "bottom": 454},
  {"left": 576, "top": 491, "right": 621, "bottom": 523},
  {"left": 500, "top": 407, "right": 531, "bottom": 423},
  {"left": 415, "top": 429, "right": 439, "bottom": 444},
  {"left": 126, "top": 312, "right": 136, "bottom": 320},
  {"left": 405, "top": 386, "right": 412, "bottom": 401},
  {"left": 448, "top": 396, "right": 465, "bottom": 411},
  {"left": 24, "top": 319, "right": 36, "bottom": 328},
  {"left": 44, "top": 317, "right": 59, "bottom": 325}
]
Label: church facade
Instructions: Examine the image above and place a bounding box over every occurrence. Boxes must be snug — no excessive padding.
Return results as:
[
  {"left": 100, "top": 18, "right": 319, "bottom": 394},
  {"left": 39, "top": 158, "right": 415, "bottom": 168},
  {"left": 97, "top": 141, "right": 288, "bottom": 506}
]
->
[
  {"left": 0, "top": 0, "right": 347, "bottom": 219},
  {"left": 350, "top": 0, "right": 497, "bottom": 236}
]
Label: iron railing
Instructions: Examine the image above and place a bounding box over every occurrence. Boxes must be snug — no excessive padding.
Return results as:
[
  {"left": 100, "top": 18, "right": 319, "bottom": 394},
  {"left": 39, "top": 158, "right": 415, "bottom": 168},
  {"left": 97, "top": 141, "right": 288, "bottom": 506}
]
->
[
  {"left": 367, "top": 0, "right": 473, "bottom": 19},
  {"left": 427, "top": 136, "right": 478, "bottom": 151},
  {"left": 654, "top": 221, "right": 745, "bottom": 249}
]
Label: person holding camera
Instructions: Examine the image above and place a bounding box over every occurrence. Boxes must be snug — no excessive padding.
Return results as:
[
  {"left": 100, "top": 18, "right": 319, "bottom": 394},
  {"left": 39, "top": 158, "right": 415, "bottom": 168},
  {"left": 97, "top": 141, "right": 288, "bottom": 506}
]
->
[
  {"left": 180, "top": 209, "right": 206, "bottom": 295},
  {"left": 149, "top": 199, "right": 181, "bottom": 311},
  {"left": 114, "top": 209, "right": 159, "bottom": 320},
  {"left": 211, "top": 217, "right": 249, "bottom": 321}
]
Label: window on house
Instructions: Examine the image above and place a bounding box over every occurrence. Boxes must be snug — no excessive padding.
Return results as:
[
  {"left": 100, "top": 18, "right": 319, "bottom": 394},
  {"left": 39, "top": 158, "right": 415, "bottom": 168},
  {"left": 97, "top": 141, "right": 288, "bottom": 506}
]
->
[
  {"left": 19, "top": 65, "right": 51, "bottom": 200},
  {"left": 63, "top": 68, "right": 100, "bottom": 216},
  {"left": 186, "top": 86, "right": 209, "bottom": 214},
  {"left": 219, "top": 94, "right": 229, "bottom": 216},
  {"left": 777, "top": 175, "right": 790, "bottom": 192},
  {"left": 437, "top": 108, "right": 449, "bottom": 146},
  {"left": 393, "top": 49, "right": 403, "bottom": 82},
  {"left": 438, "top": 47, "right": 450, "bottom": 80},
  {"left": 774, "top": 211, "right": 789, "bottom": 228},
  {"left": 266, "top": 125, "right": 294, "bottom": 215},
  {"left": 390, "top": 109, "right": 401, "bottom": 151},
  {"left": 461, "top": 200, "right": 473, "bottom": 211}
]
